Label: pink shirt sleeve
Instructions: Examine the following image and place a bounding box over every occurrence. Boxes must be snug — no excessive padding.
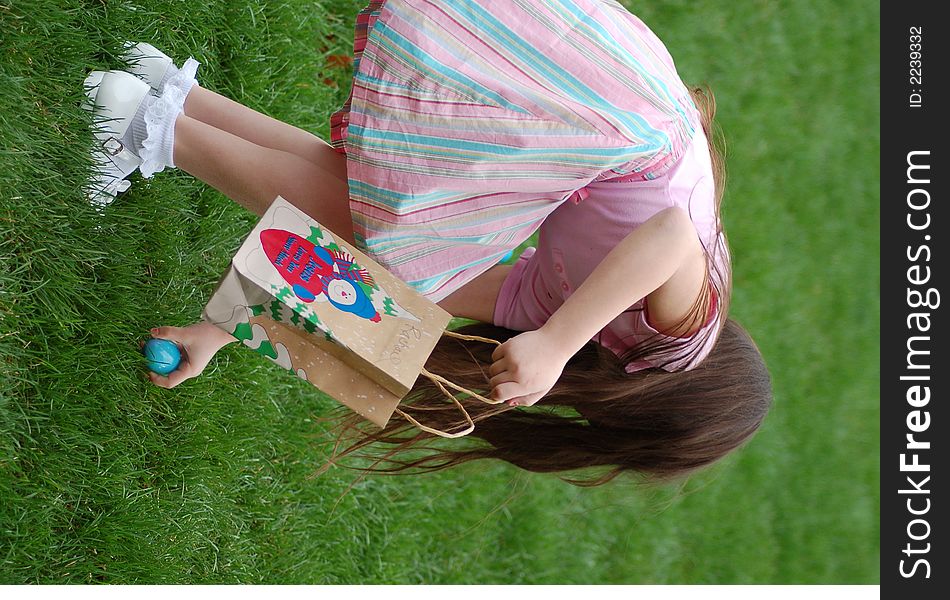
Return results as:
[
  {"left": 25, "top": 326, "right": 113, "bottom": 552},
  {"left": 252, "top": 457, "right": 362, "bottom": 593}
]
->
[
  {"left": 625, "top": 282, "right": 722, "bottom": 373},
  {"left": 493, "top": 247, "right": 546, "bottom": 332}
]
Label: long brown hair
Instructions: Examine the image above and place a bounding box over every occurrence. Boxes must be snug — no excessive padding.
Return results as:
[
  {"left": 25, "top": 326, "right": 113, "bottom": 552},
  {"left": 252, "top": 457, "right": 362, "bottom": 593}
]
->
[
  {"left": 318, "top": 319, "right": 770, "bottom": 486},
  {"left": 636, "top": 83, "right": 732, "bottom": 370},
  {"left": 315, "top": 84, "right": 772, "bottom": 486}
]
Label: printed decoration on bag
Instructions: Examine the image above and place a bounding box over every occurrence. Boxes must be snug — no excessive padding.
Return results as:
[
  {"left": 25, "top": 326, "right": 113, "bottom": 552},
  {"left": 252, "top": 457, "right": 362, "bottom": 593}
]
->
[
  {"left": 262, "top": 228, "right": 379, "bottom": 321},
  {"left": 257, "top": 220, "right": 420, "bottom": 323},
  {"left": 227, "top": 300, "right": 315, "bottom": 382}
]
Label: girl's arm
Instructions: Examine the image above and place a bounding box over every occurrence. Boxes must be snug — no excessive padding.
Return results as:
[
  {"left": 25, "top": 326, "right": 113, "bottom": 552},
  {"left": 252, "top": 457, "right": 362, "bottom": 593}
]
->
[
  {"left": 489, "top": 206, "right": 708, "bottom": 405},
  {"left": 543, "top": 205, "right": 708, "bottom": 351},
  {"left": 437, "top": 262, "right": 514, "bottom": 322}
]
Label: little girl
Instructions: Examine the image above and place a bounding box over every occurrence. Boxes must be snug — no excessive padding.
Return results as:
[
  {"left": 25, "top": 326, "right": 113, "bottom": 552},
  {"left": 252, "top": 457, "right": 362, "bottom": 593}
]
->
[{"left": 87, "top": 0, "right": 771, "bottom": 485}]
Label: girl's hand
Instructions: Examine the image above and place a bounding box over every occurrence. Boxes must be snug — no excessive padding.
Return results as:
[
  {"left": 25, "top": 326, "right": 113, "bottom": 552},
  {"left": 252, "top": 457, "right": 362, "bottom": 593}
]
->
[
  {"left": 142, "top": 322, "right": 235, "bottom": 389},
  {"left": 488, "top": 328, "right": 570, "bottom": 407}
]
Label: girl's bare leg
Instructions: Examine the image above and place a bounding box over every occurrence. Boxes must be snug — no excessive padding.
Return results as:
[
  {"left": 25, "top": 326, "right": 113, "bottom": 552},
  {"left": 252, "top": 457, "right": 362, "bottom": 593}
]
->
[
  {"left": 172, "top": 112, "right": 356, "bottom": 245},
  {"left": 182, "top": 85, "right": 348, "bottom": 184}
]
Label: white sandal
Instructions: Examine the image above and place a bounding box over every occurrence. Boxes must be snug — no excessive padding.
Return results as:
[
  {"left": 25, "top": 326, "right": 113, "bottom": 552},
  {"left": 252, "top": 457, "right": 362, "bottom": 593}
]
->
[
  {"left": 120, "top": 41, "right": 200, "bottom": 98},
  {"left": 81, "top": 70, "right": 151, "bottom": 209},
  {"left": 120, "top": 41, "right": 175, "bottom": 93}
]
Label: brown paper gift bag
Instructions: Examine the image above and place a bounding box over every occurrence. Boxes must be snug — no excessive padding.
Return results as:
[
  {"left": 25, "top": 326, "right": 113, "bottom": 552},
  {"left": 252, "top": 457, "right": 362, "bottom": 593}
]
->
[{"left": 201, "top": 196, "right": 501, "bottom": 437}]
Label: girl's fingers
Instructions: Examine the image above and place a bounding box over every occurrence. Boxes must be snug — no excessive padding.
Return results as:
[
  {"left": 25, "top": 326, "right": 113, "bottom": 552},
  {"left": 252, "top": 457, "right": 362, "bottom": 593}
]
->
[
  {"left": 487, "top": 358, "right": 508, "bottom": 377},
  {"left": 491, "top": 342, "right": 507, "bottom": 362},
  {"left": 150, "top": 326, "right": 181, "bottom": 342},
  {"left": 491, "top": 381, "right": 523, "bottom": 402},
  {"left": 165, "top": 368, "right": 190, "bottom": 388},
  {"left": 147, "top": 371, "right": 168, "bottom": 388},
  {"left": 147, "top": 362, "right": 191, "bottom": 389},
  {"left": 489, "top": 370, "right": 516, "bottom": 387},
  {"left": 508, "top": 391, "right": 544, "bottom": 408}
]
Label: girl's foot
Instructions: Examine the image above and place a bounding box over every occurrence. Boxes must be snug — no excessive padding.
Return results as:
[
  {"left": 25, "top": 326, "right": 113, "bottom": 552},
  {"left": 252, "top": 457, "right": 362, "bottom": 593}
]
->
[{"left": 119, "top": 42, "right": 202, "bottom": 181}]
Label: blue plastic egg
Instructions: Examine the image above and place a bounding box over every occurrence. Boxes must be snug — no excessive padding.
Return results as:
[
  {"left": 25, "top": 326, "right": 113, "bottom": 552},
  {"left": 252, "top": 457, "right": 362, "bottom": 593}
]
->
[
  {"left": 143, "top": 338, "right": 182, "bottom": 375},
  {"left": 501, "top": 249, "right": 515, "bottom": 263}
]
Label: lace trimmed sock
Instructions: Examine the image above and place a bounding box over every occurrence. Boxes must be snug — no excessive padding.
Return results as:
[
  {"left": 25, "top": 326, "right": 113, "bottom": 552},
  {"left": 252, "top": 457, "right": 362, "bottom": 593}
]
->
[
  {"left": 120, "top": 92, "right": 157, "bottom": 158},
  {"left": 137, "top": 57, "right": 201, "bottom": 178},
  {"left": 157, "top": 62, "right": 179, "bottom": 92},
  {"left": 166, "top": 57, "right": 201, "bottom": 100}
]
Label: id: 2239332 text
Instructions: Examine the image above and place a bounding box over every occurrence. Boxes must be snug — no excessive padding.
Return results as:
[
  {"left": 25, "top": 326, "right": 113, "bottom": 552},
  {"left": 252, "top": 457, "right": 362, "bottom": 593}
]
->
[{"left": 909, "top": 26, "right": 923, "bottom": 108}]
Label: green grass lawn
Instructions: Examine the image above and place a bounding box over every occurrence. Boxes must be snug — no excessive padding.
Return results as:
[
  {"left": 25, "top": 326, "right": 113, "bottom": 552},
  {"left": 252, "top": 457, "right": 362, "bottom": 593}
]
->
[{"left": 1, "top": 0, "right": 879, "bottom": 584}]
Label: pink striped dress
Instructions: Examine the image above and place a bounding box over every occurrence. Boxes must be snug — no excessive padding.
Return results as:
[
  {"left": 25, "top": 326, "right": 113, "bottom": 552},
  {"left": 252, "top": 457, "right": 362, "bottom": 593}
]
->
[{"left": 330, "top": 0, "right": 726, "bottom": 370}]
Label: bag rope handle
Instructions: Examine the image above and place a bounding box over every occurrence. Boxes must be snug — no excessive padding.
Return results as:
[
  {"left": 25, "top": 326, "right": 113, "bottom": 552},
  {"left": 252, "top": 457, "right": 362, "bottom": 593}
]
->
[
  {"left": 394, "top": 374, "right": 475, "bottom": 438},
  {"left": 429, "top": 330, "right": 503, "bottom": 405},
  {"left": 419, "top": 368, "right": 502, "bottom": 405},
  {"left": 394, "top": 329, "right": 504, "bottom": 438},
  {"left": 442, "top": 330, "right": 503, "bottom": 346}
]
